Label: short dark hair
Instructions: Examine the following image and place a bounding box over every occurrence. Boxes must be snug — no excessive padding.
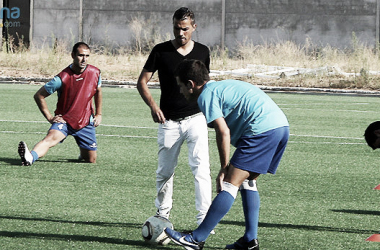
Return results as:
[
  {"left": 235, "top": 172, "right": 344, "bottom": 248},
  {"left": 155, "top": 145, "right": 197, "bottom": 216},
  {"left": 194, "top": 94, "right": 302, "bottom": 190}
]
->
[
  {"left": 173, "top": 7, "right": 195, "bottom": 25},
  {"left": 364, "top": 121, "right": 380, "bottom": 149},
  {"left": 175, "top": 59, "right": 210, "bottom": 86},
  {"left": 72, "top": 42, "right": 90, "bottom": 55}
]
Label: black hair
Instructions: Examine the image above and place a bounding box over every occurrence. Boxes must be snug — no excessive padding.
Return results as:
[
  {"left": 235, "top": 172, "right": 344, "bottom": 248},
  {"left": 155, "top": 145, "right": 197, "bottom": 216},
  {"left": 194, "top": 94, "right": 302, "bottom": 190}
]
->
[
  {"left": 72, "top": 42, "right": 90, "bottom": 55},
  {"left": 173, "top": 7, "right": 195, "bottom": 25},
  {"left": 175, "top": 59, "right": 210, "bottom": 86},
  {"left": 364, "top": 121, "right": 380, "bottom": 149}
]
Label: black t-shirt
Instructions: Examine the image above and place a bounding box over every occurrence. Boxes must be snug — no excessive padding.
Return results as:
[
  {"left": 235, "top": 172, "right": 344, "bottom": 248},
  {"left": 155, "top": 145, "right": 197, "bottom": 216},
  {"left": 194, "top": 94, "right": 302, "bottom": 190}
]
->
[{"left": 143, "top": 40, "right": 210, "bottom": 120}]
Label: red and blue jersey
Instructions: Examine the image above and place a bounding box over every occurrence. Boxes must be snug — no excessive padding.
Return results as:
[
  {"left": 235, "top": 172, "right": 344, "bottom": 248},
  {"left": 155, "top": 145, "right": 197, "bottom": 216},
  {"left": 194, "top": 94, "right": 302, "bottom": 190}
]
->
[{"left": 44, "top": 64, "right": 101, "bottom": 130}]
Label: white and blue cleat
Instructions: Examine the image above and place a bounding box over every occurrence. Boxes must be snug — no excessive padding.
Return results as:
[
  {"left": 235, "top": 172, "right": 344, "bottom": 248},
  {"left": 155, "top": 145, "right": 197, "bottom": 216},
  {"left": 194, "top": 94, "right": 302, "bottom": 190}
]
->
[{"left": 164, "top": 227, "right": 205, "bottom": 250}]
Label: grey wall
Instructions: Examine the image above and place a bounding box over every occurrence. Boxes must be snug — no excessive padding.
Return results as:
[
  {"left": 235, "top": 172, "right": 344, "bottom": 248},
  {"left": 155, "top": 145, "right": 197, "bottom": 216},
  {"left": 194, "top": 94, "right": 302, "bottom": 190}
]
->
[
  {"left": 80, "top": 0, "right": 222, "bottom": 48},
  {"left": 226, "top": 0, "right": 377, "bottom": 48},
  {"left": 31, "top": 0, "right": 379, "bottom": 50},
  {"left": 33, "top": 0, "right": 80, "bottom": 47}
]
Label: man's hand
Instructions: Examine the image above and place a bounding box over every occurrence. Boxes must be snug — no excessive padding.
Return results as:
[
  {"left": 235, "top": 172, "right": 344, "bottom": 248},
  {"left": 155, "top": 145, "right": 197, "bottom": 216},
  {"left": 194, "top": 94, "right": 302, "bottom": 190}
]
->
[
  {"left": 137, "top": 70, "right": 166, "bottom": 123},
  {"left": 49, "top": 114, "right": 66, "bottom": 124},
  {"left": 151, "top": 105, "right": 166, "bottom": 124},
  {"left": 94, "top": 114, "right": 102, "bottom": 127},
  {"left": 216, "top": 166, "right": 229, "bottom": 193}
]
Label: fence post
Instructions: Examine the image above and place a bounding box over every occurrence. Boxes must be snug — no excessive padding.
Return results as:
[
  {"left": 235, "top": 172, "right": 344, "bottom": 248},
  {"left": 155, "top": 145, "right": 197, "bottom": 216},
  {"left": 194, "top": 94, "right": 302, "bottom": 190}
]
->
[
  {"left": 0, "top": 0, "right": 3, "bottom": 49},
  {"left": 376, "top": 0, "right": 380, "bottom": 50},
  {"left": 79, "top": 0, "right": 83, "bottom": 41},
  {"left": 221, "top": 0, "right": 225, "bottom": 50},
  {"left": 29, "top": 0, "right": 33, "bottom": 46}
]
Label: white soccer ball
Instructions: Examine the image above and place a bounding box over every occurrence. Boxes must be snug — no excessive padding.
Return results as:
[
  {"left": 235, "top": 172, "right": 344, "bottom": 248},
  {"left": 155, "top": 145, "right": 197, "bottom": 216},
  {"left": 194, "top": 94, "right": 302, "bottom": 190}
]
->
[{"left": 141, "top": 215, "right": 174, "bottom": 245}]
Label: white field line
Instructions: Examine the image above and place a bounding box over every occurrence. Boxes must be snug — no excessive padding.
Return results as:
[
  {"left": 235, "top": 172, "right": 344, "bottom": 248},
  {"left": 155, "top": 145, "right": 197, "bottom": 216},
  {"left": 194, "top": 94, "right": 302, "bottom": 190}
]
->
[
  {"left": 0, "top": 119, "right": 365, "bottom": 143},
  {"left": 0, "top": 130, "right": 158, "bottom": 139},
  {"left": 100, "top": 124, "right": 156, "bottom": 129},
  {"left": 278, "top": 103, "right": 371, "bottom": 106},
  {"left": 0, "top": 119, "right": 157, "bottom": 130},
  {"left": 96, "top": 134, "right": 156, "bottom": 139},
  {"left": 288, "top": 141, "right": 364, "bottom": 145},
  {"left": 0, "top": 131, "right": 365, "bottom": 145},
  {"left": 290, "top": 134, "right": 363, "bottom": 140},
  {"left": 280, "top": 107, "right": 375, "bottom": 113}
]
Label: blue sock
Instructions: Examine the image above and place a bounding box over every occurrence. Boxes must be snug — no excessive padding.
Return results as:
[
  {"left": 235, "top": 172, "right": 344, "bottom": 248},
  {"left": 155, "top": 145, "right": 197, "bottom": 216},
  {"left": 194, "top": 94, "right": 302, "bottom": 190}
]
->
[
  {"left": 31, "top": 150, "right": 39, "bottom": 163},
  {"left": 192, "top": 191, "right": 235, "bottom": 242},
  {"left": 241, "top": 189, "right": 260, "bottom": 241}
]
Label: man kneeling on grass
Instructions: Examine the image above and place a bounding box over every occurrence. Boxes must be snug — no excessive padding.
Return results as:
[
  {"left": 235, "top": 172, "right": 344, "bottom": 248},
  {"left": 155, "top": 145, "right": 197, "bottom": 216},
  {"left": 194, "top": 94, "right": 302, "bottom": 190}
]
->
[
  {"left": 164, "top": 59, "right": 289, "bottom": 250},
  {"left": 18, "top": 42, "right": 103, "bottom": 166}
]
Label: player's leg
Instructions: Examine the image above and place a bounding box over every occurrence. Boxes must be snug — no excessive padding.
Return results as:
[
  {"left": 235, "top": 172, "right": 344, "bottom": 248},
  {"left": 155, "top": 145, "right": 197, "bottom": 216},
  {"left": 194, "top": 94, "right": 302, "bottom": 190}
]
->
[
  {"left": 79, "top": 148, "right": 97, "bottom": 163},
  {"left": 165, "top": 164, "right": 251, "bottom": 245},
  {"left": 166, "top": 127, "right": 289, "bottom": 248},
  {"left": 241, "top": 179, "right": 260, "bottom": 241},
  {"left": 73, "top": 122, "right": 98, "bottom": 163},
  {"left": 225, "top": 179, "right": 260, "bottom": 249},
  {"left": 226, "top": 127, "right": 289, "bottom": 249},
  {"left": 186, "top": 115, "right": 212, "bottom": 225},
  {"left": 192, "top": 165, "right": 252, "bottom": 241},
  {"left": 18, "top": 123, "right": 67, "bottom": 165},
  {"left": 33, "top": 129, "right": 67, "bottom": 157},
  {"left": 156, "top": 120, "right": 184, "bottom": 218}
]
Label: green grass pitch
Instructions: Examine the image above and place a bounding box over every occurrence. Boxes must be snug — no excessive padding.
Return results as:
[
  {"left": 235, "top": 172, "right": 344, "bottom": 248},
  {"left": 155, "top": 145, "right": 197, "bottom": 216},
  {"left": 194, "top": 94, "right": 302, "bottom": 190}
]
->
[{"left": 0, "top": 83, "right": 380, "bottom": 249}]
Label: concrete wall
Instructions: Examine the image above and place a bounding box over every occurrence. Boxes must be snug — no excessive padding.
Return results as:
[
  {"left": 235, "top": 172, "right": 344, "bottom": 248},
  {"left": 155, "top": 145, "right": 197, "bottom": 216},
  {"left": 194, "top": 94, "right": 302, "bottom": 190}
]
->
[
  {"left": 33, "top": 0, "right": 80, "bottom": 47},
  {"left": 31, "top": 0, "right": 379, "bottom": 50},
  {"left": 81, "top": 0, "right": 222, "bottom": 48},
  {"left": 226, "top": 0, "right": 377, "bottom": 48}
]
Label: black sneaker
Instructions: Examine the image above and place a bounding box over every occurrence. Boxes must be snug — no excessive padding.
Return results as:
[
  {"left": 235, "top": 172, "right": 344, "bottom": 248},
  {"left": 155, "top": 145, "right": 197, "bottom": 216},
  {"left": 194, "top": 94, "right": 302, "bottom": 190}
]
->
[{"left": 225, "top": 237, "right": 259, "bottom": 249}]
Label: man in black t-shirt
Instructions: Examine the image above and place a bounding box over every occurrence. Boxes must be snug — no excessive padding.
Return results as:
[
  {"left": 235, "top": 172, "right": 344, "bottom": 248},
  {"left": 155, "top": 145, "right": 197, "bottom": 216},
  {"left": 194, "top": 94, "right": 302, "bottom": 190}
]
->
[{"left": 137, "top": 7, "right": 212, "bottom": 227}]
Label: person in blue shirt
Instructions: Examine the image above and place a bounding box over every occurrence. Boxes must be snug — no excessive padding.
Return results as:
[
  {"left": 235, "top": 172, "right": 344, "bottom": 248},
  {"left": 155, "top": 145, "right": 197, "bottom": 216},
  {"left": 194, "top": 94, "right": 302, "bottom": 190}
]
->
[{"left": 164, "top": 59, "right": 289, "bottom": 250}]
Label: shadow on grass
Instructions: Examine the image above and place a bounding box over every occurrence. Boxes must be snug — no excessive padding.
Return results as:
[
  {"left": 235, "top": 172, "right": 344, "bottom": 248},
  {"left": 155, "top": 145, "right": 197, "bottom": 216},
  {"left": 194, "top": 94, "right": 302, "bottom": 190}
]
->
[
  {"left": 220, "top": 221, "right": 377, "bottom": 234},
  {"left": 0, "top": 157, "right": 89, "bottom": 166},
  {"left": 331, "top": 209, "right": 380, "bottom": 216},
  {"left": 0, "top": 215, "right": 167, "bottom": 248},
  {"left": 0, "top": 215, "right": 137, "bottom": 227},
  {"left": 0, "top": 157, "right": 23, "bottom": 166},
  {"left": 0, "top": 230, "right": 136, "bottom": 245}
]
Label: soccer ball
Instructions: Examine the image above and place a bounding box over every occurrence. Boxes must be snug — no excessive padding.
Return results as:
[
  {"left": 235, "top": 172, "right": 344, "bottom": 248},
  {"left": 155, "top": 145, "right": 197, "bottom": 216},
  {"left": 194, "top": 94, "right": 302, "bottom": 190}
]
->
[{"left": 141, "top": 215, "right": 173, "bottom": 245}]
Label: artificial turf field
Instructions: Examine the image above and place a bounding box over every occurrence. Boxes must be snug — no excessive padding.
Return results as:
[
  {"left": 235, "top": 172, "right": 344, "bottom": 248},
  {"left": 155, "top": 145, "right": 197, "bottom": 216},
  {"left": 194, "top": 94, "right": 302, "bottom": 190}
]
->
[{"left": 0, "top": 83, "right": 379, "bottom": 249}]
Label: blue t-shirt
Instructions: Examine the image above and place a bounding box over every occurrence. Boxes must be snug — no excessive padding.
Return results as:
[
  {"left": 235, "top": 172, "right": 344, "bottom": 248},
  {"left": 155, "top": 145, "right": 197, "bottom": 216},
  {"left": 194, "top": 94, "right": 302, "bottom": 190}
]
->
[{"left": 197, "top": 80, "right": 289, "bottom": 147}]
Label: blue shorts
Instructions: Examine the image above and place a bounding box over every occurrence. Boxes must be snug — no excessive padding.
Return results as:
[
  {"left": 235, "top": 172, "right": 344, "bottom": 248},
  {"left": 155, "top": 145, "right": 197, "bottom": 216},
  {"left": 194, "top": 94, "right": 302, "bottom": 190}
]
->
[
  {"left": 50, "top": 121, "right": 97, "bottom": 151},
  {"left": 230, "top": 126, "right": 289, "bottom": 174}
]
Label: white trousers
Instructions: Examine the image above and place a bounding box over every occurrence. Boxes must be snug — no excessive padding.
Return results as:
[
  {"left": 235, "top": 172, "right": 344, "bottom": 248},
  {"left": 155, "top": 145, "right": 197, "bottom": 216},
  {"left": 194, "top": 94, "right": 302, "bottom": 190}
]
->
[{"left": 155, "top": 114, "right": 212, "bottom": 224}]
